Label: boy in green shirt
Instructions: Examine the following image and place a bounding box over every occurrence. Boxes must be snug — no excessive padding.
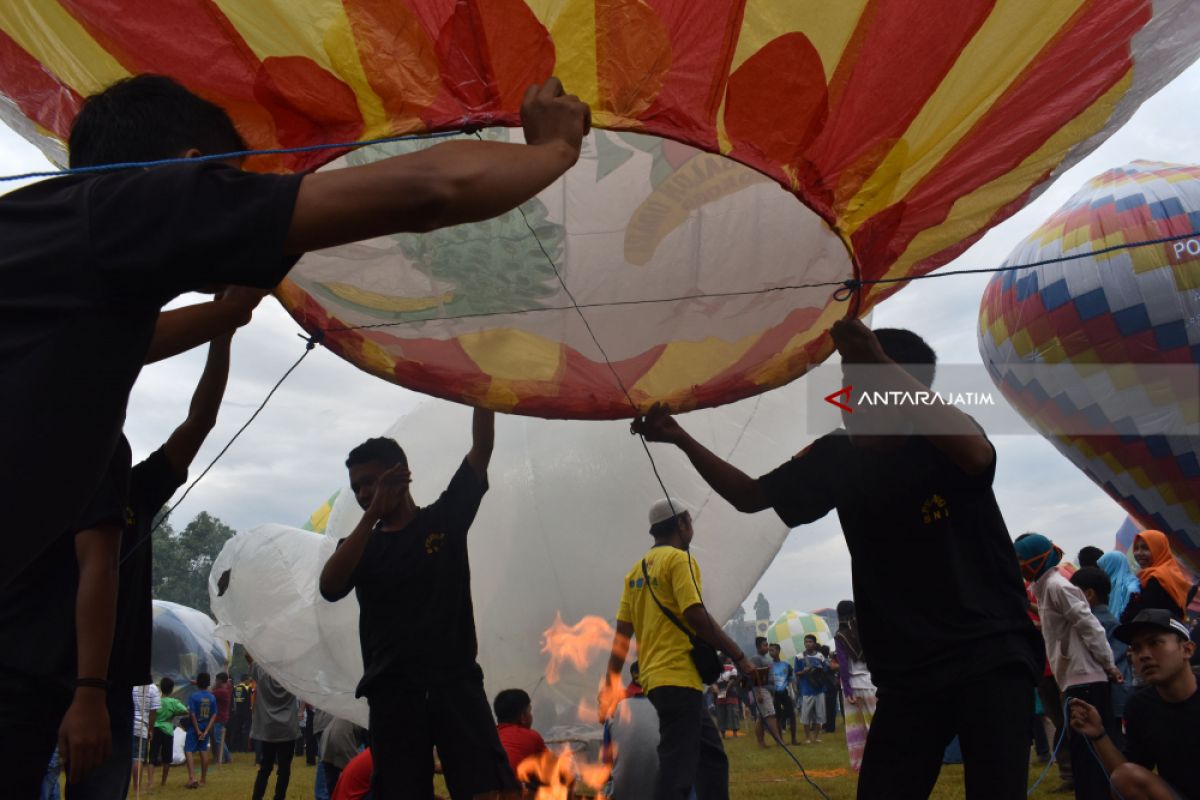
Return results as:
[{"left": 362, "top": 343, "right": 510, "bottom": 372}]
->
[{"left": 152, "top": 677, "right": 188, "bottom": 788}]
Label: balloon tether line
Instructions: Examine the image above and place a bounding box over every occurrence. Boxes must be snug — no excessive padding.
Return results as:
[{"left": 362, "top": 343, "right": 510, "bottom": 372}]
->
[
  {"left": 318, "top": 228, "right": 1200, "bottom": 334},
  {"left": 120, "top": 332, "right": 322, "bottom": 566}
]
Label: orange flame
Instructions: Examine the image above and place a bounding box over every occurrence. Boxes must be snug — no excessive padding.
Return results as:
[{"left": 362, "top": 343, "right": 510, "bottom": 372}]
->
[
  {"left": 517, "top": 746, "right": 577, "bottom": 800},
  {"left": 541, "top": 613, "right": 615, "bottom": 684}
]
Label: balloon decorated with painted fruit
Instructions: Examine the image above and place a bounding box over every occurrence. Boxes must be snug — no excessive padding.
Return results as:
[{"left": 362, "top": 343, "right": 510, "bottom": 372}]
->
[
  {"left": 5, "top": 3, "right": 1200, "bottom": 417},
  {"left": 978, "top": 162, "right": 1200, "bottom": 572}
]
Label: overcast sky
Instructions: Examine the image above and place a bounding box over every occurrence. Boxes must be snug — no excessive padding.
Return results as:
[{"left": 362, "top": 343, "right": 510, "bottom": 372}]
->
[{"left": 4, "top": 63, "right": 1198, "bottom": 620}]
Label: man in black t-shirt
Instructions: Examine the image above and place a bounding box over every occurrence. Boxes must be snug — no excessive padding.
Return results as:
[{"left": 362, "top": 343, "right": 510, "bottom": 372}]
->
[
  {"left": 320, "top": 408, "right": 519, "bottom": 799},
  {"left": 0, "top": 322, "right": 246, "bottom": 798},
  {"left": 634, "top": 319, "right": 1041, "bottom": 799},
  {"left": 1069, "top": 609, "right": 1199, "bottom": 800},
  {"left": 1, "top": 72, "right": 588, "bottom": 791}
]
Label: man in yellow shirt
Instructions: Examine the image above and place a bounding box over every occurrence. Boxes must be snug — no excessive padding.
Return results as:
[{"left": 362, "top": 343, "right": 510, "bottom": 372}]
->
[{"left": 602, "top": 498, "right": 754, "bottom": 800}]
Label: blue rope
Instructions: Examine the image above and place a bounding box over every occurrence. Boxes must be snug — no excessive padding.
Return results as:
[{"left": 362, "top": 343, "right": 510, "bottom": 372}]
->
[
  {"left": 0, "top": 129, "right": 463, "bottom": 182},
  {"left": 1027, "top": 701, "right": 1071, "bottom": 795}
]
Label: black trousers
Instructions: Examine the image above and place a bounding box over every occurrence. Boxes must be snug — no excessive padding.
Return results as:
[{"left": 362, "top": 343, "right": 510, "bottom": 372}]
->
[
  {"left": 824, "top": 689, "right": 838, "bottom": 733},
  {"left": 229, "top": 708, "right": 250, "bottom": 751},
  {"left": 253, "top": 740, "right": 295, "bottom": 800},
  {"left": 368, "top": 672, "right": 518, "bottom": 800},
  {"left": 0, "top": 668, "right": 71, "bottom": 800},
  {"left": 772, "top": 691, "right": 796, "bottom": 735},
  {"left": 857, "top": 663, "right": 1034, "bottom": 800},
  {"left": 1062, "top": 682, "right": 1115, "bottom": 800},
  {"left": 646, "top": 686, "right": 729, "bottom": 800}
]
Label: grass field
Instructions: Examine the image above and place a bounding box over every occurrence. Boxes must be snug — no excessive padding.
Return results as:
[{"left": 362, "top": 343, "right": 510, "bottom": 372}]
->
[{"left": 115, "top": 725, "right": 1062, "bottom": 799}]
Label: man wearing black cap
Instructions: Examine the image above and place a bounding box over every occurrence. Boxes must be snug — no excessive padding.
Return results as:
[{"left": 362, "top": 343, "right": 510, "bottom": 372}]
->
[{"left": 1068, "top": 609, "right": 1198, "bottom": 800}]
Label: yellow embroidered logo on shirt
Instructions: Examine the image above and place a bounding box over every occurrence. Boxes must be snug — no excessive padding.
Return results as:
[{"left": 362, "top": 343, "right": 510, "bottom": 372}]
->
[
  {"left": 921, "top": 494, "right": 950, "bottom": 524},
  {"left": 425, "top": 532, "right": 445, "bottom": 555}
]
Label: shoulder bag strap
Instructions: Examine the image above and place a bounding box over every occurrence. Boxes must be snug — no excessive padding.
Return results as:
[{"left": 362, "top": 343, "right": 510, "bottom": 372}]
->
[{"left": 642, "top": 558, "right": 699, "bottom": 644}]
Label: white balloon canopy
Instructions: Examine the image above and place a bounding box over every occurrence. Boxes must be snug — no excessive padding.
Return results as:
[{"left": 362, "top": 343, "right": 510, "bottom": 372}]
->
[{"left": 211, "top": 384, "right": 812, "bottom": 726}]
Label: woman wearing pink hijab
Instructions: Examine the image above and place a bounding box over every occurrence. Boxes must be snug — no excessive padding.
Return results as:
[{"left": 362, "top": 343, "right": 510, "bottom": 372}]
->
[{"left": 1119, "top": 530, "right": 1196, "bottom": 623}]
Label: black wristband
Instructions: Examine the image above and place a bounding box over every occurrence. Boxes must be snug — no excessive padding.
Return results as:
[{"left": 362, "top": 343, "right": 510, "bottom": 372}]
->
[
  {"left": 1087, "top": 731, "right": 1107, "bottom": 742},
  {"left": 75, "top": 677, "right": 108, "bottom": 690}
]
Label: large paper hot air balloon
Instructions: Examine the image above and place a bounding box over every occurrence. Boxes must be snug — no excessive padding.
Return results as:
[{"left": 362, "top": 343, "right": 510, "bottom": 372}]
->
[
  {"left": 5, "top": 2, "right": 1200, "bottom": 418},
  {"left": 978, "top": 161, "right": 1200, "bottom": 572},
  {"left": 210, "top": 384, "right": 804, "bottom": 726},
  {"left": 151, "top": 599, "right": 231, "bottom": 699}
]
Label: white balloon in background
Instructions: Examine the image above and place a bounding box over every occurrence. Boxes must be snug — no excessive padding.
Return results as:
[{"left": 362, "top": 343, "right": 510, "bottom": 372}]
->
[{"left": 212, "top": 381, "right": 815, "bottom": 726}]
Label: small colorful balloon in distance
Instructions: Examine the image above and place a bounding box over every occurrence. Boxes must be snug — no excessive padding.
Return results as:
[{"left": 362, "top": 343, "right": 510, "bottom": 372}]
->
[
  {"left": 979, "top": 161, "right": 1200, "bottom": 570},
  {"left": 5, "top": 3, "right": 1200, "bottom": 417},
  {"left": 766, "top": 610, "right": 834, "bottom": 664}
]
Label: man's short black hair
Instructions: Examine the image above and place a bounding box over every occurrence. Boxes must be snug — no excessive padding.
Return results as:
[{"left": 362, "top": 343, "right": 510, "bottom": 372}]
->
[
  {"left": 196, "top": 672, "right": 211, "bottom": 690},
  {"left": 217, "top": 672, "right": 229, "bottom": 683},
  {"left": 1070, "top": 566, "right": 1111, "bottom": 605},
  {"left": 493, "top": 688, "right": 531, "bottom": 724},
  {"left": 346, "top": 437, "right": 407, "bottom": 469},
  {"left": 755, "top": 636, "right": 767, "bottom": 647},
  {"left": 803, "top": 634, "right": 817, "bottom": 643},
  {"left": 160, "top": 676, "right": 175, "bottom": 695},
  {"left": 68, "top": 75, "right": 246, "bottom": 168},
  {"left": 1078, "top": 546, "right": 1104, "bottom": 568},
  {"left": 649, "top": 512, "right": 689, "bottom": 539},
  {"left": 873, "top": 328, "right": 936, "bottom": 388}
]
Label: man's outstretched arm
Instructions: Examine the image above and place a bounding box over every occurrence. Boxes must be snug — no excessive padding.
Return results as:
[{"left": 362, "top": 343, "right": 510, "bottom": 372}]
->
[
  {"left": 832, "top": 319, "right": 993, "bottom": 476},
  {"left": 145, "top": 287, "right": 267, "bottom": 364},
  {"left": 161, "top": 335, "right": 233, "bottom": 475},
  {"left": 465, "top": 408, "right": 494, "bottom": 478},
  {"left": 633, "top": 405, "right": 769, "bottom": 513},
  {"left": 285, "top": 79, "right": 589, "bottom": 254}
]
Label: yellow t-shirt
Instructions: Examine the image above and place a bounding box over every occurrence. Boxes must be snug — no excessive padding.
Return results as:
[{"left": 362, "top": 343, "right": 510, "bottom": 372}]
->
[{"left": 616, "top": 546, "right": 704, "bottom": 692}]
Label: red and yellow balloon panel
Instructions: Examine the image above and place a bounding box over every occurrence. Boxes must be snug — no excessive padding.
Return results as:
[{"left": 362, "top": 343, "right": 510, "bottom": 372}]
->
[{"left": 3, "top": 0, "right": 1200, "bottom": 418}]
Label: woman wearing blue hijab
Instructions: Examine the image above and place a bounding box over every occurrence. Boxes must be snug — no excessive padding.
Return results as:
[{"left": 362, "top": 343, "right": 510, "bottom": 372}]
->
[{"left": 1097, "top": 551, "right": 1141, "bottom": 620}]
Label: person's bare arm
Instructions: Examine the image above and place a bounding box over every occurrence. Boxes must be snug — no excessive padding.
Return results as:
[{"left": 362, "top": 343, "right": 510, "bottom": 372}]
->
[
  {"left": 285, "top": 80, "right": 589, "bottom": 254},
  {"left": 144, "top": 287, "right": 268, "bottom": 363},
  {"left": 633, "top": 405, "right": 769, "bottom": 512},
  {"left": 682, "top": 605, "right": 755, "bottom": 677},
  {"left": 1068, "top": 699, "right": 1125, "bottom": 773},
  {"left": 599, "top": 620, "right": 634, "bottom": 722},
  {"left": 161, "top": 336, "right": 233, "bottom": 474},
  {"left": 319, "top": 465, "right": 409, "bottom": 601},
  {"left": 59, "top": 525, "right": 121, "bottom": 783},
  {"left": 833, "top": 319, "right": 994, "bottom": 476},
  {"left": 465, "top": 409, "right": 494, "bottom": 478}
]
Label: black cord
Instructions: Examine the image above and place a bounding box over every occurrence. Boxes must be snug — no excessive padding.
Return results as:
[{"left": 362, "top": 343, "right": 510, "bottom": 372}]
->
[
  {"left": 121, "top": 334, "right": 320, "bottom": 565},
  {"left": 316, "top": 228, "right": 1200, "bottom": 335}
]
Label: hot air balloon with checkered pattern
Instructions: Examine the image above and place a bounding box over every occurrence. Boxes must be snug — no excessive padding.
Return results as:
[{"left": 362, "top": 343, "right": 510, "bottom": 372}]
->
[
  {"left": 5, "top": 2, "right": 1200, "bottom": 418},
  {"left": 978, "top": 161, "right": 1200, "bottom": 572}
]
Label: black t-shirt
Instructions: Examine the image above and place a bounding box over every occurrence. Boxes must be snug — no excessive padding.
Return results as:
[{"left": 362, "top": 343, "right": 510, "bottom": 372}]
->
[
  {"left": 1120, "top": 578, "right": 1185, "bottom": 623},
  {"left": 108, "top": 447, "right": 187, "bottom": 687},
  {"left": 334, "top": 459, "right": 488, "bottom": 698},
  {"left": 1122, "top": 685, "right": 1200, "bottom": 798},
  {"left": 759, "top": 429, "right": 1041, "bottom": 693},
  {"left": 0, "top": 162, "right": 301, "bottom": 591},
  {"left": 0, "top": 436, "right": 130, "bottom": 689}
]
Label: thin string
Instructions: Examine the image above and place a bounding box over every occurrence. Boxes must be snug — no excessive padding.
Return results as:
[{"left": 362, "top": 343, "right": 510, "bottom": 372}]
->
[
  {"left": 123, "top": 334, "right": 319, "bottom": 564},
  {"left": 0, "top": 129, "right": 463, "bottom": 182},
  {"left": 318, "top": 228, "right": 1200, "bottom": 335},
  {"left": 493, "top": 132, "right": 676, "bottom": 503}
]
